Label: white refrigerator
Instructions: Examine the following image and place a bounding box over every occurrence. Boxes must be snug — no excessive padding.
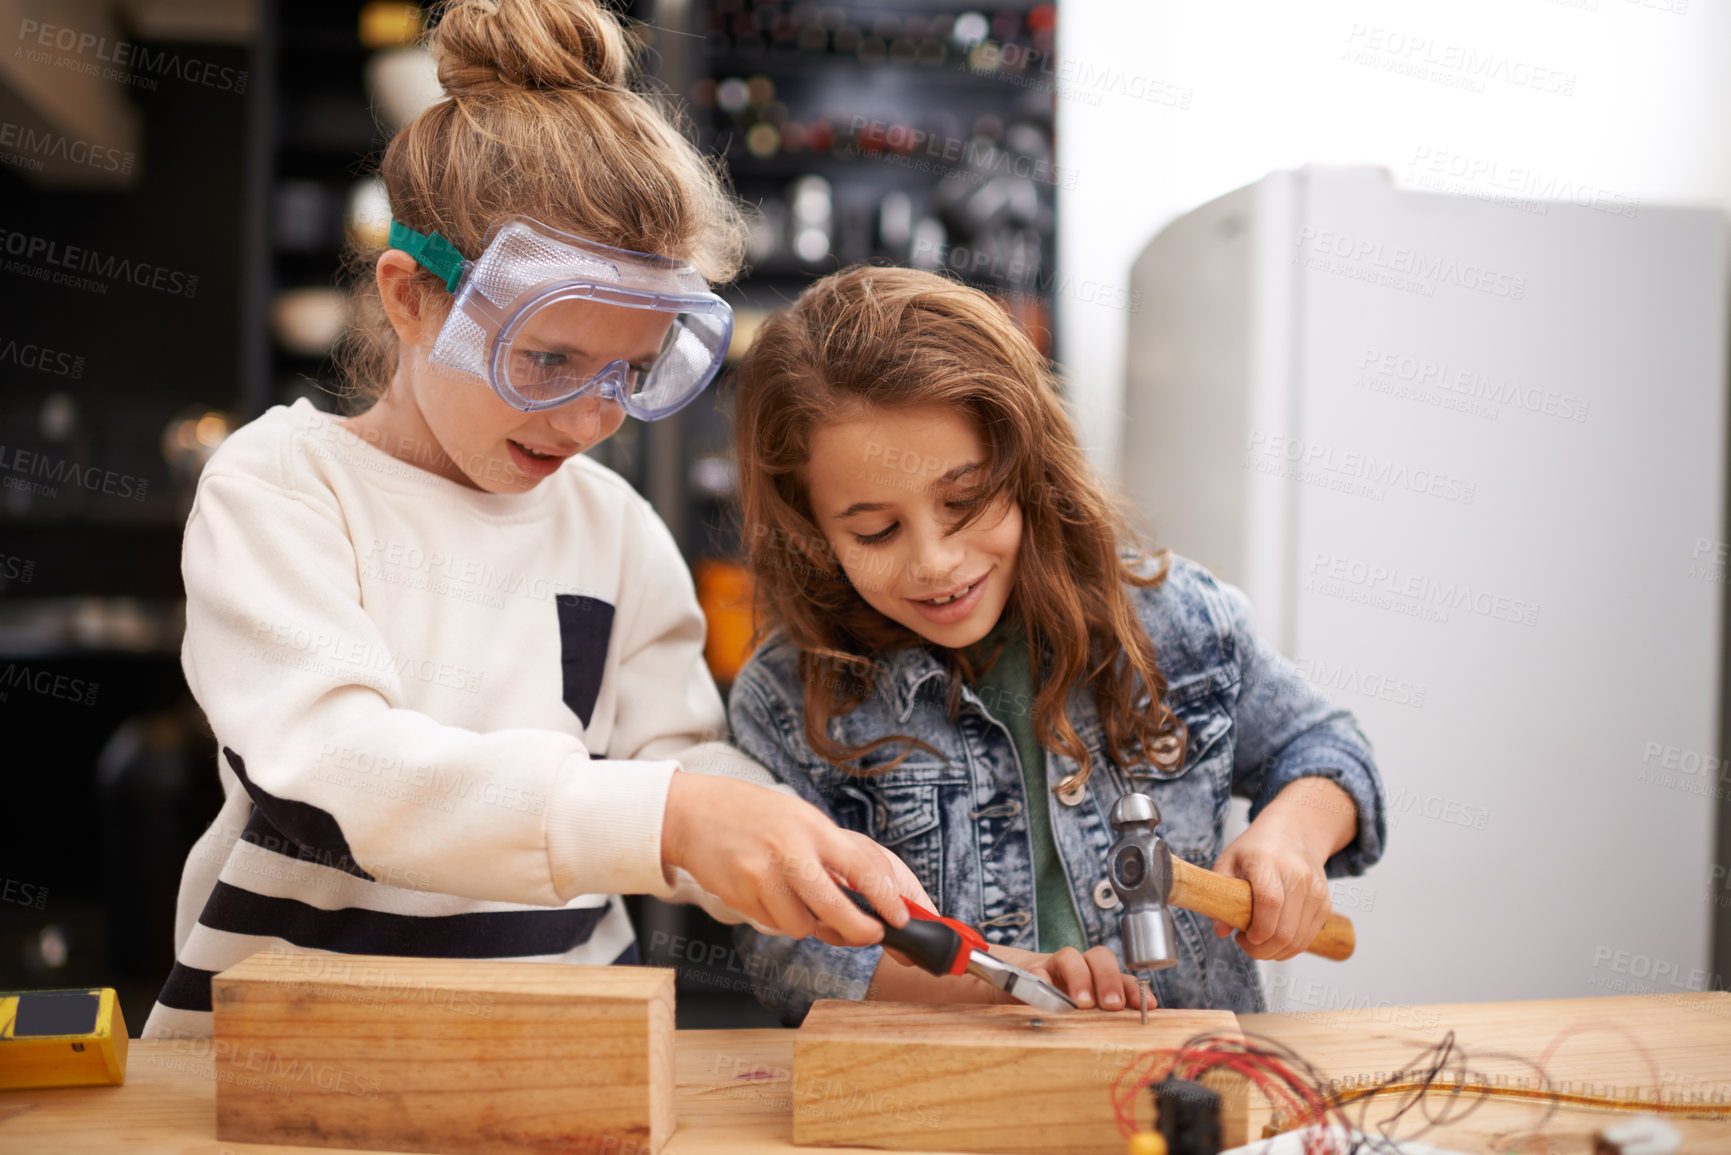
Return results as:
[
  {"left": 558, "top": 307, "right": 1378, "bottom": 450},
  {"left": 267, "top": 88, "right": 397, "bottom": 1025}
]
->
[{"left": 1121, "top": 165, "right": 1727, "bottom": 1012}]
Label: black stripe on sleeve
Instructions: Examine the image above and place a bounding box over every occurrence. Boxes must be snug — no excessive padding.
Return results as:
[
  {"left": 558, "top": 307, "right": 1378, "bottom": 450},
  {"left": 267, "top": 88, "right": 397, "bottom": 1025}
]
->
[
  {"left": 238, "top": 795, "right": 377, "bottom": 882},
  {"left": 156, "top": 962, "right": 221, "bottom": 1013},
  {"left": 225, "top": 747, "right": 376, "bottom": 881},
  {"left": 195, "top": 881, "right": 610, "bottom": 958}
]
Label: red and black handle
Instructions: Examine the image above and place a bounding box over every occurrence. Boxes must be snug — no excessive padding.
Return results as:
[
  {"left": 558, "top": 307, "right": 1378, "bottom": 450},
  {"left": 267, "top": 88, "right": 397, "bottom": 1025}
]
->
[{"left": 839, "top": 887, "right": 987, "bottom": 977}]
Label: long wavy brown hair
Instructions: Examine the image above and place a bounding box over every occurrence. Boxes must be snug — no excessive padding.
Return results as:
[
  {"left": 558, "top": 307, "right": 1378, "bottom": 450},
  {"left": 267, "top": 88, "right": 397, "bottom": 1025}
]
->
[{"left": 732, "top": 265, "right": 1186, "bottom": 793}]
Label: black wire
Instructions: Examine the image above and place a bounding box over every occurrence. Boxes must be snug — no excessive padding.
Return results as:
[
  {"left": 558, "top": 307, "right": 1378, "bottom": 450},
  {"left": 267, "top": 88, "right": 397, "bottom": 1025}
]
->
[{"left": 1156, "top": 1029, "right": 1562, "bottom": 1154}]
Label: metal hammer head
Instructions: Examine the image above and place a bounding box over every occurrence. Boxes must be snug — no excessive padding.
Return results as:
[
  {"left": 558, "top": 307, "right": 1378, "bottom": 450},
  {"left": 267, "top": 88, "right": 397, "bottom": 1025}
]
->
[{"left": 1108, "top": 792, "right": 1179, "bottom": 971}]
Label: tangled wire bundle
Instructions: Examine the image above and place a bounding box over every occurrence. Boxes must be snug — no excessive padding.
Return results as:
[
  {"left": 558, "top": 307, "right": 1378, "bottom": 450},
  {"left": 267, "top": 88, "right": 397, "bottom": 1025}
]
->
[{"left": 1107, "top": 1024, "right": 1728, "bottom": 1154}]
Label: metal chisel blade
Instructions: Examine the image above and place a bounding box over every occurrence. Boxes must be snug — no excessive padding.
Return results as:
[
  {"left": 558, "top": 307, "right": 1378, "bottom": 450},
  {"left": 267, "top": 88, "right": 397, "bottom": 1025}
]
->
[{"left": 964, "top": 951, "right": 1079, "bottom": 1013}]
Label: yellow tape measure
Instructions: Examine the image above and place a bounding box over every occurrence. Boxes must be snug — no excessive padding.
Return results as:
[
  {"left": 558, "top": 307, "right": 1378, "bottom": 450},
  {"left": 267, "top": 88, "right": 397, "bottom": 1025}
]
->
[{"left": 0, "top": 988, "right": 128, "bottom": 1089}]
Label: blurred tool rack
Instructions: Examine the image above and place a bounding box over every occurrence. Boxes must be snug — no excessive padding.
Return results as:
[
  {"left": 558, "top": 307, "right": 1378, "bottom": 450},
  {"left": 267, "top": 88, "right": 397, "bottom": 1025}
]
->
[{"left": 646, "top": 0, "right": 1063, "bottom": 620}]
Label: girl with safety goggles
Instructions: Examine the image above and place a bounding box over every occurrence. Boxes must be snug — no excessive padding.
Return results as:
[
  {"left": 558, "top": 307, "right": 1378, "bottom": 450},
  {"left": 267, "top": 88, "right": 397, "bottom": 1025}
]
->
[{"left": 143, "top": 0, "right": 922, "bottom": 1041}]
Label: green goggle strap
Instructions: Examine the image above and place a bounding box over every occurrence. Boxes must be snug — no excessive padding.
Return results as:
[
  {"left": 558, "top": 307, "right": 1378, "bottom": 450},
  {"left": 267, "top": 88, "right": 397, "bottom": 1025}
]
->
[{"left": 388, "top": 219, "right": 467, "bottom": 294}]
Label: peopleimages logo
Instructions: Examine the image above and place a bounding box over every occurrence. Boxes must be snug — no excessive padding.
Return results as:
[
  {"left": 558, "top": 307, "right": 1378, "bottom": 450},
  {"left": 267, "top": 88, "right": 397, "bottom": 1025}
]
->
[
  {"left": 0, "top": 121, "right": 134, "bottom": 175},
  {"left": 1304, "top": 551, "right": 1541, "bottom": 628},
  {"left": 0, "top": 445, "right": 149, "bottom": 501},
  {"left": 0, "top": 553, "right": 36, "bottom": 583},
  {"left": 911, "top": 236, "right": 1140, "bottom": 313},
  {"left": 2, "top": 878, "right": 49, "bottom": 910},
  {"left": 1341, "top": 24, "right": 1577, "bottom": 97},
  {"left": 1292, "top": 655, "right": 1427, "bottom": 709},
  {"left": 848, "top": 116, "right": 1076, "bottom": 189},
  {"left": 0, "top": 336, "right": 84, "bottom": 379},
  {"left": 1406, "top": 146, "right": 1639, "bottom": 220},
  {"left": 0, "top": 229, "right": 197, "bottom": 297},
  {"left": 1243, "top": 430, "right": 1478, "bottom": 504},
  {"left": 1355, "top": 346, "right": 1589, "bottom": 423},
  {"left": 0, "top": 662, "right": 100, "bottom": 706},
  {"left": 16, "top": 19, "right": 249, "bottom": 93},
  {"left": 1294, "top": 226, "right": 1526, "bottom": 300}
]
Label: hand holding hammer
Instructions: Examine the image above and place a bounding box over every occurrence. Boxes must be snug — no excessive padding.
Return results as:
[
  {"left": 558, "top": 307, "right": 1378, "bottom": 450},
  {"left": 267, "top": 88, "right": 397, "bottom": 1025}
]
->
[{"left": 1106, "top": 793, "right": 1357, "bottom": 969}]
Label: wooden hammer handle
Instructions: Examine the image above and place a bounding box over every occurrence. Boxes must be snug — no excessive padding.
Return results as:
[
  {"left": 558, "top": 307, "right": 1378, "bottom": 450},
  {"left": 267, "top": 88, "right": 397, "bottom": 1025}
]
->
[{"left": 1168, "top": 857, "right": 1356, "bottom": 961}]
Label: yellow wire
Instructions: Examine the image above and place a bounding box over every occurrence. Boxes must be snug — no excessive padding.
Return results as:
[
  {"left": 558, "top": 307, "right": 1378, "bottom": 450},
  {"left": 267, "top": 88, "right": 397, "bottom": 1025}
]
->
[{"left": 1324, "top": 1080, "right": 1731, "bottom": 1121}]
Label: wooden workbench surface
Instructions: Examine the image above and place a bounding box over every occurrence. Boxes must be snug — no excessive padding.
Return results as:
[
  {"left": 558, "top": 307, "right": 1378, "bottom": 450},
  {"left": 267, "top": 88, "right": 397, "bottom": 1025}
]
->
[{"left": 2, "top": 993, "right": 1727, "bottom": 1154}]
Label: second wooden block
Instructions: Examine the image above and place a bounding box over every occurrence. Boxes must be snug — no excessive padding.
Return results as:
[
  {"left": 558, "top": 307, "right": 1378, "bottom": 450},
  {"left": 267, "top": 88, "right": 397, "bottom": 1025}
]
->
[{"left": 792, "top": 999, "right": 1242, "bottom": 1155}]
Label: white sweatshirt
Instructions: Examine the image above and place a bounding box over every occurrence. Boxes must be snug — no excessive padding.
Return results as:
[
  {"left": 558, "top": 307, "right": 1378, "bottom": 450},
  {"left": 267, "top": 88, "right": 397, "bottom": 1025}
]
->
[{"left": 142, "top": 398, "right": 766, "bottom": 1038}]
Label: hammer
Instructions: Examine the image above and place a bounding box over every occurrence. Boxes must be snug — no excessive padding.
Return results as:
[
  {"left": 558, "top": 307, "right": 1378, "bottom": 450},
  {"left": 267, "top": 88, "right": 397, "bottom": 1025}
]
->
[{"left": 1106, "top": 793, "right": 1356, "bottom": 969}]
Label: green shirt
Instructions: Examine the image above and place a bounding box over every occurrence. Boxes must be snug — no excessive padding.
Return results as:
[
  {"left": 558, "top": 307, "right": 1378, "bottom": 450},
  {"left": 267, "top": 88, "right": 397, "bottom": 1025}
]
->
[{"left": 965, "top": 620, "right": 1088, "bottom": 954}]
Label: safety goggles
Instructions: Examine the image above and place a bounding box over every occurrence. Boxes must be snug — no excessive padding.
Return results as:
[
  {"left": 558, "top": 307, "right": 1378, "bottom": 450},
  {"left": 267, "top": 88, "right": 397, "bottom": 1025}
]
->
[{"left": 390, "top": 216, "right": 733, "bottom": 419}]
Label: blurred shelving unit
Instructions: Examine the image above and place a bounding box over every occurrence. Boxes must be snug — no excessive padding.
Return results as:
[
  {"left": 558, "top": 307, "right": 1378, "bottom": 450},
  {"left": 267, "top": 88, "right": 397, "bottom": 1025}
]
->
[
  {"left": 0, "top": 0, "right": 255, "bottom": 1028},
  {"left": 263, "top": 1, "right": 380, "bottom": 418}
]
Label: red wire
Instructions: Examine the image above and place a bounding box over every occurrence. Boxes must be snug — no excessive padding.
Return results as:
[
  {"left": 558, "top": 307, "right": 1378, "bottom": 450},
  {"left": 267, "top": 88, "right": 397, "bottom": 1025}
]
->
[{"left": 1109, "top": 1039, "right": 1346, "bottom": 1152}]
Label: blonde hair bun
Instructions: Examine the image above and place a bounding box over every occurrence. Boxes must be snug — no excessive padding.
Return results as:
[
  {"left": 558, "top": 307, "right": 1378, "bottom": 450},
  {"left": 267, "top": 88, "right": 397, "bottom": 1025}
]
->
[
  {"left": 337, "top": 0, "right": 745, "bottom": 408},
  {"left": 431, "top": 0, "right": 629, "bottom": 96}
]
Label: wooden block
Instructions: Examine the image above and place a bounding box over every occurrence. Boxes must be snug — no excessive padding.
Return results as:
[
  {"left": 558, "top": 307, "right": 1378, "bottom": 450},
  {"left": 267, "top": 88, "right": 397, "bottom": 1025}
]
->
[
  {"left": 211, "top": 951, "right": 675, "bottom": 1155},
  {"left": 792, "top": 999, "right": 1241, "bottom": 1155}
]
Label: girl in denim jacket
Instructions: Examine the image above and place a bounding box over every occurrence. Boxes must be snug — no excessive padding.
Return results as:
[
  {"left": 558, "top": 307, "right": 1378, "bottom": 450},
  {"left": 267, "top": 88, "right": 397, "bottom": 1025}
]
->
[{"left": 726, "top": 266, "right": 1387, "bottom": 1024}]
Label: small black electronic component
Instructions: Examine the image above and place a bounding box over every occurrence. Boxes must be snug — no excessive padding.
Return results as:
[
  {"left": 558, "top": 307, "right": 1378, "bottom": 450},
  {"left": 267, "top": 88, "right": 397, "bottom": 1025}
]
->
[{"left": 1151, "top": 1077, "right": 1221, "bottom": 1155}]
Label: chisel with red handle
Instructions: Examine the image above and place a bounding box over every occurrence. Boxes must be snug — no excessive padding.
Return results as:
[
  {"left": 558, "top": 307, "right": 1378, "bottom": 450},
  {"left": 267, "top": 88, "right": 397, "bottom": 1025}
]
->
[{"left": 839, "top": 887, "right": 1077, "bottom": 1012}]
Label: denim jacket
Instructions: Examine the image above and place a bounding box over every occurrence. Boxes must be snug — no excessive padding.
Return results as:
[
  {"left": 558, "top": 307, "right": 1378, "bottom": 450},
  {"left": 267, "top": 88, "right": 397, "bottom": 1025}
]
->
[{"left": 726, "top": 555, "right": 1386, "bottom": 1024}]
